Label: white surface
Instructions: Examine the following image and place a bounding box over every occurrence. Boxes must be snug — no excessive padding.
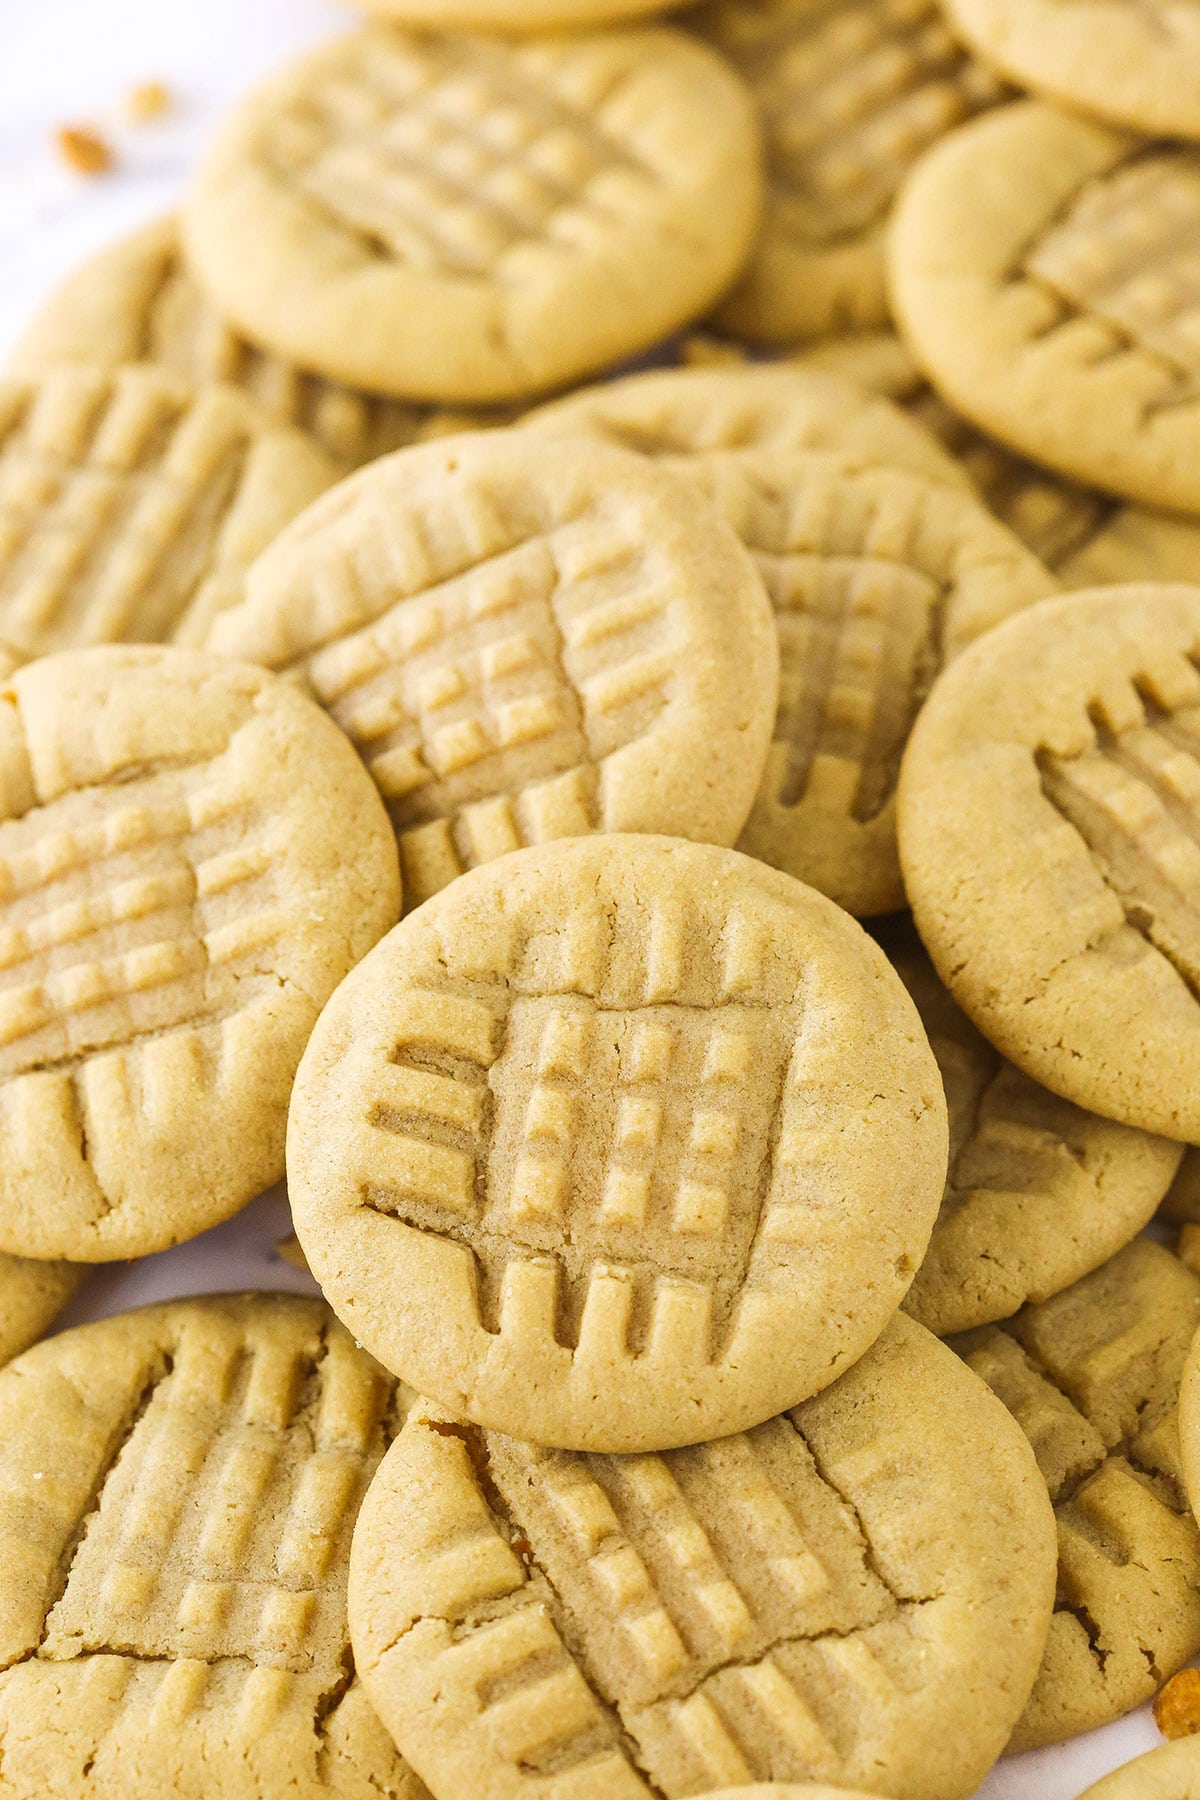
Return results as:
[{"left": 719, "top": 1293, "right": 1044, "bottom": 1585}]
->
[{"left": 0, "top": 2, "right": 1185, "bottom": 1794}]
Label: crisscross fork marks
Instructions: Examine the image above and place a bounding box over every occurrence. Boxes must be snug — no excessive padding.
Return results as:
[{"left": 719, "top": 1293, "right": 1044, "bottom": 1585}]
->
[
  {"left": 0, "top": 757, "right": 284, "bottom": 1080},
  {"left": 0, "top": 376, "right": 256, "bottom": 660},
  {"left": 705, "top": 0, "right": 1003, "bottom": 246},
  {"left": 1037, "top": 675, "right": 1200, "bottom": 1002},
  {"left": 261, "top": 33, "right": 659, "bottom": 280},
  {"left": 764, "top": 551, "right": 943, "bottom": 821},
  {"left": 305, "top": 506, "right": 676, "bottom": 896},
  {"left": 40, "top": 1315, "right": 394, "bottom": 1684},
  {"left": 1010, "top": 149, "right": 1200, "bottom": 412}
]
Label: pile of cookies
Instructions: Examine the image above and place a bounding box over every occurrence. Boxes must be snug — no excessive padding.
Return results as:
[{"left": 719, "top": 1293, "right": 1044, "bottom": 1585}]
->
[{"left": 5, "top": 0, "right": 1200, "bottom": 1794}]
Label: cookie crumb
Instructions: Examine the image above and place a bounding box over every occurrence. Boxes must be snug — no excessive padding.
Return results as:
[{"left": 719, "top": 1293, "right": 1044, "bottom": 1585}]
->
[
  {"left": 1154, "top": 1667, "right": 1200, "bottom": 1739},
  {"left": 1179, "top": 1225, "right": 1200, "bottom": 1277},
  {"left": 274, "top": 1233, "right": 309, "bottom": 1273},
  {"left": 54, "top": 125, "right": 113, "bottom": 176},
  {"left": 124, "top": 80, "right": 172, "bottom": 123}
]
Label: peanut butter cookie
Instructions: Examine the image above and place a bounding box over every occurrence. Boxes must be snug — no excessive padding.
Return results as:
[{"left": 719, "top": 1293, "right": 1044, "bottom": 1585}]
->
[
  {"left": 288, "top": 835, "right": 948, "bottom": 1452},
  {"left": 891, "top": 101, "right": 1200, "bottom": 514},
  {"left": 348, "top": 1314, "right": 1055, "bottom": 1799},
  {"left": 0, "top": 1254, "right": 86, "bottom": 1365},
  {"left": 0, "top": 1292, "right": 431, "bottom": 1800},
  {"left": 1077, "top": 1742, "right": 1200, "bottom": 1800},
  {"left": 184, "top": 26, "right": 763, "bottom": 403},
  {"left": 954, "top": 1238, "right": 1200, "bottom": 1749},
  {"left": 0, "top": 645, "right": 400, "bottom": 1262},
  {"left": 900, "top": 585, "right": 1200, "bottom": 1141},
  {"left": 209, "top": 430, "right": 778, "bottom": 911}
]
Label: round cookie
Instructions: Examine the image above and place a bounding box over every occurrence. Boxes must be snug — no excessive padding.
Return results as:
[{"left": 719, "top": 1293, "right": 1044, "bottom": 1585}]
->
[
  {"left": 1077, "top": 1742, "right": 1200, "bottom": 1800},
  {"left": 349, "top": 0, "right": 681, "bottom": 23},
  {"left": 789, "top": 332, "right": 1200, "bottom": 590},
  {"left": 0, "top": 644, "right": 400, "bottom": 1262},
  {"left": 183, "top": 26, "right": 763, "bottom": 404},
  {"left": 679, "top": 449, "right": 1056, "bottom": 914},
  {"left": 0, "top": 1292, "right": 431, "bottom": 1800},
  {"left": 288, "top": 835, "right": 948, "bottom": 1453},
  {"left": 208, "top": 430, "right": 779, "bottom": 911},
  {"left": 0, "top": 1254, "right": 86, "bottom": 1365},
  {"left": 885, "top": 930, "right": 1182, "bottom": 1336},
  {"left": 891, "top": 101, "right": 1200, "bottom": 515},
  {"left": 0, "top": 363, "right": 335, "bottom": 672},
  {"left": 523, "top": 364, "right": 972, "bottom": 490},
  {"left": 9, "top": 217, "right": 487, "bottom": 470},
  {"left": 348, "top": 1314, "right": 1055, "bottom": 1800},
  {"left": 953, "top": 1237, "right": 1200, "bottom": 1749},
  {"left": 899, "top": 585, "right": 1200, "bottom": 1142},
  {"left": 942, "top": 0, "right": 1200, "bottom": 139},
  {"left": 687, "top": 0, "right": 1006, "bottom": 343}
]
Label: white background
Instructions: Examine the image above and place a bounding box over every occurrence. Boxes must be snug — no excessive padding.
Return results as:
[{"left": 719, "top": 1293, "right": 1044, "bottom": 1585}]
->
[{"left": 0, "top": 1, "right": 1178, "bottom": 1793}]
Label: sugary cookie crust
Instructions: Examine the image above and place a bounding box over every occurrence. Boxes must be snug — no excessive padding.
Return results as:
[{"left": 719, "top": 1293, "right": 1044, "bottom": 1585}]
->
[
  {"left": 348, "top": 1314, "right": 1055, "bottom": 1800},
  {"left": 288, "top": 835, "right": 948, "bottom": 1452},
  {"left": 0, "top": 645, "right": 400, "bottom": 1261},
  {"left": 183, "top": 26, "right": 764, "bottom": 402},
  {"left": 210, "top": 430, "right": 779, "bottom": 910}
]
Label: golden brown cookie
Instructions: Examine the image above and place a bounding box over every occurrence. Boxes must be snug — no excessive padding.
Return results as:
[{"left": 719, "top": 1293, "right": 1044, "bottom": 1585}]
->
[
  {"left": 288, "top": 835, "right": 948, "bottom": 1453},
  {"left": 953, "top": 1237, "right": 1200, "bottom": 1750},
  {"left": 890, "top": 101, "right": 1200, "bottom": 514},
  {"left": 0, "top": 644, "right": 400, "bottom": 1262},
  {"left": 899, "top": 585, "right": 1200, "bottom": 1142},
  {"left": 0, "top": 1292, "right": 432, "bottom": 1800},
  {"left": 679, "top": 449, "right": 1056, "bottom": 914},
  {"left": 1077, "top": 1741, "right": 1200, "bottom": 1800},
  {"left": 0, "top": 362, "right": 335, "bottom": 671},
  {"left": 351, "top": 0, "right": 681, "bottom": 22},
  {"left": 943, "top": 0, "right": 1200, "bottom": 139},
  {"left": 348, "top": 1314, "right": 1055, "bottom": 1800},
  {"left": 183, "top": 26, "right": 763, "bottom": 403},
  {"left": 687, "top": 0, "right": 1006, "bottom": 342},
  {"left": 523, "top": 363, "right": 971, "bottom": 489},
  {"left": 0, "top": 1254, "right": 86, "bottom": 1365},
  {"left": 886, "top": 931, "right": 1182, "bottom": 1336},
  {"left": 208, "top": 430, "right": 779, "bottom": 912},
  {"left": 9, "top": 217, "right": 488, "bottom": 470}
]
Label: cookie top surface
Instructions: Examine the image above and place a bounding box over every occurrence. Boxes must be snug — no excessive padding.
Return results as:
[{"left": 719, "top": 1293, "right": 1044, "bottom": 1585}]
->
[
  {"left": 0, "top": 644, "right": 400, "bottom": 1261},
  {"left": 791, "top": 332, "right": 1200, "bottom": 591},
  {"left": 953, "top": 1237, "right": 1200, "bottom": 1749},
  {"left": 687, "top": 0, "right": 1006, "bottom": 342},
  {"left": 678, "top": 448, "right": 1056, "bottom": 915},
  {"left": 209, "top": 430, "right": 779, "bottom": 911},
  {"left": 899, "top": 584, "right": 1200, "bottom": 1140},
  {"left": 523, "top": 364, "right": 970, "bottom": 489},
  {"left": 886, "top": 930, "right": 1181, "bottom": 1335},
  {"left": 9, "top": 216, "right": 484, "bottom": 470},
  {"left": 0, "top": 1254, "right": 86, "bottom": 1366},
  {"left": 890, "top": 101, "right": 1200, "bottom": 514},
  {"left": 1078, "top": 1742, "right": 1200, "bottom": 1800},
  {"left": 0, "top": 1292, "right": 430, "bottom": 1800},
  {"left": 183, "top": 26, "right": 763, "bottom": 404},
  {"left": 348, "top": 1313, "right": 1055, "bottom": 1800},
  {"left": 942, "top": 0, "right": 1200, "bottom": 137},
  {"left": 288, "top": 834, "right": 948, "bottom": 1452},
  {"left": 1176, "top": 1308, "right": 1200, "bottom": 1533},
  {"left": 0, "top": 363, "right": 335, "bottom": 670}
]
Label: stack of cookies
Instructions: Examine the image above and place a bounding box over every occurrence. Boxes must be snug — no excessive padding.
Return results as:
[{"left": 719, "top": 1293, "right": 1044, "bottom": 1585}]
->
[{"left": 4, "top": 0, "right": 1200, "bottom": 1794}]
